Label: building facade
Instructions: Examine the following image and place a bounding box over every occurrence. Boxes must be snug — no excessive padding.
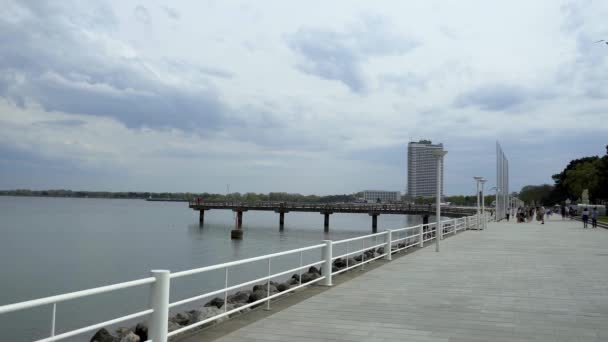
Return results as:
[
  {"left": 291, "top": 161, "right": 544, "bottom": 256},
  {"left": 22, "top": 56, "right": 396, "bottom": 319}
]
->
[
  {"left": 362, "top": 190, "right": 401, "bottom": 203},
  {"left": 407, "top": 140, "right": 444, "bottom": 198}
]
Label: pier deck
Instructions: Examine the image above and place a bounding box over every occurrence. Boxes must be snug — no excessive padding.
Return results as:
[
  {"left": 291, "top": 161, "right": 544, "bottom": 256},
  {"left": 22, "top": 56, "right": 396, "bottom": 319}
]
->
[{"left": 184, "top": 217, "right": 608, "bottom": 342}]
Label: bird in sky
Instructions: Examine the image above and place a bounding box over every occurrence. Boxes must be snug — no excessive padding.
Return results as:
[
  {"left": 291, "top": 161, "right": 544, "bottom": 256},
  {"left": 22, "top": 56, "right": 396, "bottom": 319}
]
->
[{"left": 595, "top": 39, "right": 608, "bottom": 45}]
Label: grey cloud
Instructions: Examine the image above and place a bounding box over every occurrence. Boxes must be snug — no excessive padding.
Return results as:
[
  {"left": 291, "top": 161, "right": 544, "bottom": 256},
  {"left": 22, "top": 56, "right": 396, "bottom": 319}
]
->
[
  {"left": 0, "top": 1, "right": 231, "bottom": 133},
  {"left": 342, "top": 144, "right": 405, "bottom": 168},
  {"left": 559, "top": 1, "right": 608, "bottom": 99},
  {"left": 560, "top": 1, "right": 588, "bottom": 32},
  {"left": 287, "top": 16, "right": 418, "bottom": 93},
  {"left": 165, "top": 59, "right": 234, "bottom": 79},
  {"left": 134, "top": 5, "right": 151, "bottom": 24},
  {"left": 379, "top": 73, "right": 427, "bottom": 93},
  {"left": 161, "top": 6, "right": 180, "bottom": 20},
  {"left": 454, "top": 84, "right": 528, "bottom": 111},
  {"left": 31, "top": 119, "right": 87, "bottom": 128}
]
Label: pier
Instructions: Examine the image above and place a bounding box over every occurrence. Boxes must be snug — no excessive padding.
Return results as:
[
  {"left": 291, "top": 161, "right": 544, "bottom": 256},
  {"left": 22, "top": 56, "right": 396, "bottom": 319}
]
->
[
  {"left": 189, "top": 201, "right": 479, "bottom": 236},
  {"left": 183, "top": 216, "right": 608, "bottom": 342}
]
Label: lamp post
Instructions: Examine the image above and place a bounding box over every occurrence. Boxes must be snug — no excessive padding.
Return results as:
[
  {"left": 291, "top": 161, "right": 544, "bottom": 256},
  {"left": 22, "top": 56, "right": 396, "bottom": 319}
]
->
[
  {"left": 490, "top": 186, "right": 500, "bottom": 221},
  {"left": 432, "top": 149, "right": 447, "bottom": 252},
  {"left": 494, "top": 186, "right": 499, "bottom": 221},
  {"left": 480, "top": 179, "right": 487, "bottom": 229},
  {"left": 474, "top": 177, "right": 484, "bottom": 230}
]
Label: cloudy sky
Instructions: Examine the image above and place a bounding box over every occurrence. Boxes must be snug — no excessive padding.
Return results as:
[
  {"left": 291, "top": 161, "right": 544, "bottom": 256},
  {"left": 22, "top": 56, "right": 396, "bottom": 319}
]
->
[{"left": 1, "top": 1, "right": 607, "bottom": 195}]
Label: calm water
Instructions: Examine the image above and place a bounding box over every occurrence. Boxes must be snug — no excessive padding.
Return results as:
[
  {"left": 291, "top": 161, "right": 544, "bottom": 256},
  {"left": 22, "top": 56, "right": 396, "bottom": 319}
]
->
[{"left": 0, "top": 196, "right": 431, "bottom": 341}]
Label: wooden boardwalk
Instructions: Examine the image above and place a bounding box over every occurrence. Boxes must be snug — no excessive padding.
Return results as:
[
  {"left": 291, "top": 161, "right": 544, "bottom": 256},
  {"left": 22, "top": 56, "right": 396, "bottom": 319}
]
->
[{"left": 184, "top": 217, "right": 608, "bottom": 342}]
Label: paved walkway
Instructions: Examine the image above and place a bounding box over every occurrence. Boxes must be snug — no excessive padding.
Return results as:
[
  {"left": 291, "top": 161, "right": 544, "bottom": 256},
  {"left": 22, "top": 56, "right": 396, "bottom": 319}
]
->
[{"left": 191, "top": 217, "right": 608, "bottom": 342}]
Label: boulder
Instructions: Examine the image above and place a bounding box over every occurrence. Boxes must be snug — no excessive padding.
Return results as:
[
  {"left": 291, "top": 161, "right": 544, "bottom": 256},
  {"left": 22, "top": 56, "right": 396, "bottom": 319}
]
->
[
  {"left": 168, "top": 321, "right": 181, "bottom": 332},
  {"left": 170, "top": 312, "right": 191, "bottom": 326},
  {"left": 201, "top": 306, "right": 225, "bottom": 322},
  {"left": 288, "top": 277, "right": 299, "bottom": 285},
  {"left": 253, "top": 283, "right": 278, "bottom": 294},
  {"left": 227, "top": 291, "right": 251, "bottom": 304},
  {"left": 119, "top": 332, "right": 140, "bottom": 342},
  {"left": 134, "top": 323, "right": 148, "bottom": 341},
  {"left": 248, "top": 289, "right": 268, "bottom": 302},
  {"left": 300, "top": 272, "right": 320, "bottom": 283},
  {"left": 354, "top": 255, "right": 362, "bottom": 262},
  {"left": 332, "top": 265, "right": 339, "bottom": 273},
  {"left": 204, "top": 297, "right": 225, "bottom": 309},
  {"left": 333, "top": 258, "right": 346, "bottom": 268},
  {"left": 90, "top": 328, "right": 117, "bottom": 342},
  {"left": 224, "top": 303, "right": 239, "bottom": 314},
  {"left": 186, "top": 309, "right": 205, "bottom": 323},
  {"left": 308, "top": 266, "right": 321, "bottom": 275},
  {"left": 376, "top": 247, "right": 384, "bottom": 254},
  {"left": 115, "top": 327, "right": 132, "bottom": 340},
  {"left": 277, "top": 282, "right": 290, "bottom": 292},
  {"left": 347, "top": 258, "right": 357, "bottom": 266}
]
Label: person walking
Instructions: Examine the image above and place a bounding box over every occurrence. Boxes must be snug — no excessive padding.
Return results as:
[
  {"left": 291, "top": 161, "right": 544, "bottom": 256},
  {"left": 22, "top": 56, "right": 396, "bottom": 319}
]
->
[
  {"left": 582, "top": 207, "right": 590, "bottom": 228},
  {"left": 591, "top": 208, "right": 599, "bottom": 229},
  {"left": 561, "top": 206, "right": 566, "bottom": 220},
  {"left": 539, "top": 206, "right": 546, "bottom": 224}
]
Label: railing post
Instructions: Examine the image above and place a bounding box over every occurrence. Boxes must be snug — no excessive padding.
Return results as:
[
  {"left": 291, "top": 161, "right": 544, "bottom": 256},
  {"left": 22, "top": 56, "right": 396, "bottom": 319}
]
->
[
  {"left": 384, "top": 230, "right": 392, "bottom": 261},
  {"left": 419, "top": 224, "right": 424, "bottom": 247},
  {"left": 266, "top": 258, "right": 271, "bottom": 310},
  {"left": 149, "top": 270, "right": 170, "bottom": 342},
  {"left": 50, "top": 303, "right": 56, "bottom": 337},
  {"left": 322, "top": 240, "right": 333, "bottom": 286}
]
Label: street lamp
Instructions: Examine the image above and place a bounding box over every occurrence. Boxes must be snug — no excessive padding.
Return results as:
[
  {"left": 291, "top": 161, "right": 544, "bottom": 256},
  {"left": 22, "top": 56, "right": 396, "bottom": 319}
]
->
[
  {"left": 433, "top": 149, "right": 447, "bottom": 252},
  {"left": 480, "top": 179, "right": 487, "bottom": 229},
  {"left": 474, "top": 177, "right": 484, "bottom": 230},
  {"left": 490, "top": 186, "right": 500, "bottom": 221}
]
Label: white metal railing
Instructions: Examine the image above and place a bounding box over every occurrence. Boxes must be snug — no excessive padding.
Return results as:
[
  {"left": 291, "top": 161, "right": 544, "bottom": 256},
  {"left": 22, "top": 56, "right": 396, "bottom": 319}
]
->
[{"left": 0, "top": 215, "right": 478, "bottom": 342}]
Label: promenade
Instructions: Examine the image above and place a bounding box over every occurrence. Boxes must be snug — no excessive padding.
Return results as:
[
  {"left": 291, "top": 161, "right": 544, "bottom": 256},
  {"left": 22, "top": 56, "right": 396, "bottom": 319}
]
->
[{"left": 184, "top": 217, "right": 608, "bottom": 342}]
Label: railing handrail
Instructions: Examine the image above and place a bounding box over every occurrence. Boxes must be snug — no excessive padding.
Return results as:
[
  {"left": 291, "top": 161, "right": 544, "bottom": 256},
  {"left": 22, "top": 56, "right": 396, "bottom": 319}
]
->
[
  {"left": 0, "top": 277, "right": 155, "bottom": 315},
  {"left": 391, "top": 224, "right": 422, "bottom": 233},
  {"left": 331, "top": 231, "right": 388, "bottom": 245},
  {"left": 171, "top": 243, "right": 325, "bottom": 279}
]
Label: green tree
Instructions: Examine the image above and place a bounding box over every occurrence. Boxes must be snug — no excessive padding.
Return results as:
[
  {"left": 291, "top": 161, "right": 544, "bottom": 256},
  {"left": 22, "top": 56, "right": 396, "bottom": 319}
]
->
[
  {"left": 519, "top": 184, "right": 555, "bottom": 205},
  {"left": 563, "top": 159, "right": 602, "bottom": 200}
]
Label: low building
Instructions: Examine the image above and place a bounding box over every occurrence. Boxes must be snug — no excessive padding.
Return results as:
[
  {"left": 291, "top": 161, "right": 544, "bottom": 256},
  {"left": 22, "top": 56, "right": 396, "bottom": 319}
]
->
[{"left": 362, "top": 190, "right": 401, "bottom": 203}]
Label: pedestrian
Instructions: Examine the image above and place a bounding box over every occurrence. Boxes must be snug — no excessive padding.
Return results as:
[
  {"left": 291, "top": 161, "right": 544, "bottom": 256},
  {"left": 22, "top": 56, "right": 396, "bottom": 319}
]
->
[
  {"left": 591, "top": 208, "right": 598, "bottom": 229},
  {"left": 569, "top": 207, "right": 575, "bottom": 219},
  {"left": 538, "top": 206, "right": 545, "bottom": 224},
  {"left": 582, "top": 207, "right": 589, "bottom": 228},
  {"left": 561, "top": 206, "right": 566, "bottom": 220}
]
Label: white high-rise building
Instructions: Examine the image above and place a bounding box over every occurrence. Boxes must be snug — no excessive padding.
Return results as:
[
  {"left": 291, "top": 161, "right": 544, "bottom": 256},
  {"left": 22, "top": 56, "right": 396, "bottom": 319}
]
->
[{"left": 407, "top": 140, "right": 444, "bottom": 198}]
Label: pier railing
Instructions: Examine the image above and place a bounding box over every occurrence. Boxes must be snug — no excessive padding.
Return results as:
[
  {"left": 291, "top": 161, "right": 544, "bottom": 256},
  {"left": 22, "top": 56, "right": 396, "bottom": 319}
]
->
[{"left": 0, "top": 214, "right": 488, "bottom": 342}]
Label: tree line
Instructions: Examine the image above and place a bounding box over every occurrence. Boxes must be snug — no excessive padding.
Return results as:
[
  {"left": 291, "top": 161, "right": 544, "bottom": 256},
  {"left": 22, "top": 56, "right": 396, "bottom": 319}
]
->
[
  {"left": 518, "top": 145, "right": 608, "bottom": 205},
  {"left": 0, "top": 189, "right": 361, "bottom": 203}
]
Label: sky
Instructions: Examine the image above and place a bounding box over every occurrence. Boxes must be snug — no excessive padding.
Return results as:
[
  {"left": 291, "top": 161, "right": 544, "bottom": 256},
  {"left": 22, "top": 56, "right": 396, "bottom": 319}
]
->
[{"left": 0, "top": 0, "right": 607, "bottom": 195}]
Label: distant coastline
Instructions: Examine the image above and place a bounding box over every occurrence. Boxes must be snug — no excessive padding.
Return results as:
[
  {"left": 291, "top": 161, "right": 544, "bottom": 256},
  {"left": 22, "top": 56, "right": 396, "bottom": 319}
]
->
[
  {"left": 0, "top": 190, "right": 361, "bottom": 204},
  {"left": 0, "top": 190, "right": 190, "bottom": 201}
]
